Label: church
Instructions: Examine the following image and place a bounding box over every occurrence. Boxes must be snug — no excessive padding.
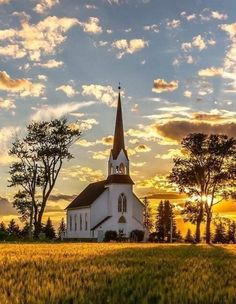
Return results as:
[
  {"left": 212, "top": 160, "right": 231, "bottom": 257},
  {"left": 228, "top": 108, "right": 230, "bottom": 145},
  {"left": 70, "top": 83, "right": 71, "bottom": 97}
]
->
[{"left": 66, "top": 86, "right": 144, "bottom": 240}]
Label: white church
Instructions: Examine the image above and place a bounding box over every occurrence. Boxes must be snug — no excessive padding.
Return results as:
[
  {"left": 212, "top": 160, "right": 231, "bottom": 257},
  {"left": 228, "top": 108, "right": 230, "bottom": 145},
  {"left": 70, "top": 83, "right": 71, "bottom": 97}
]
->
[{"left": 66, "top": 86, "right": 144, "bottom": 240}]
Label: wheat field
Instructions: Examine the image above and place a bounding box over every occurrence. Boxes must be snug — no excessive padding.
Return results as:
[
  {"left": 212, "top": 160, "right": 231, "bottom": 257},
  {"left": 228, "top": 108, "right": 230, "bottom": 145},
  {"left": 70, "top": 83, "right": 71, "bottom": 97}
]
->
[{"left": 0, "top": 243, "right": 235, "bottom": 304}]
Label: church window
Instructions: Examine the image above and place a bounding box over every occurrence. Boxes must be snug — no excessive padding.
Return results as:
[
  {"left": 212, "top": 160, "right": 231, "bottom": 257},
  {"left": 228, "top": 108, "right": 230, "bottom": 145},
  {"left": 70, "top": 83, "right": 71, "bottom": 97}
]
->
[
  {"left": 119, "top": 163, "right": 126, "bottom": 174},
  {"left": 118, "top": 215, "right": 126, "bottom": 223},
  {"left": 69, "top": 215, "right": 73, "bottom": 231},
  {"left": 74, "top": 215, "right": 77, "bottom": 231},
  {"left": 118, "top": 193, "right": 127, "bottom": 213},
  {"left": 85, "top": 213, "right": 88, "bottom": 231},
  {"left": 80, "top": 214, "right": 82, "bottom": 230}
]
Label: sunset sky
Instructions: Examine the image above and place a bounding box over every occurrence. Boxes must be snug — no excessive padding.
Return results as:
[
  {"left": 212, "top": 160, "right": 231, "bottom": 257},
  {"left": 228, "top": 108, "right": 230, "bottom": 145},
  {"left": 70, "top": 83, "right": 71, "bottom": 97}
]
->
[{"left": 0, "top": 0, "right": 235, "bottom": 232}]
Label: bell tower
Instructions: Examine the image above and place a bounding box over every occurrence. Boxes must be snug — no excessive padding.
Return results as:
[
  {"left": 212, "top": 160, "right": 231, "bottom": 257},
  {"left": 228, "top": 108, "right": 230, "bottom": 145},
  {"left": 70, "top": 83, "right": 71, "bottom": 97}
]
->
[{"left": 108, "top": 84, "right": 129, "bottom": 176}]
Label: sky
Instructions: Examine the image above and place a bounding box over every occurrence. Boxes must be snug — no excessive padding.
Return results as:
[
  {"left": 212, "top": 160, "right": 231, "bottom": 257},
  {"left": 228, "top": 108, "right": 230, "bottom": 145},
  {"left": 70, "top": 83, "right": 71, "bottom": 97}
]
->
[{"left": 0, "top": 0, "right": 235, "bottom": 232}]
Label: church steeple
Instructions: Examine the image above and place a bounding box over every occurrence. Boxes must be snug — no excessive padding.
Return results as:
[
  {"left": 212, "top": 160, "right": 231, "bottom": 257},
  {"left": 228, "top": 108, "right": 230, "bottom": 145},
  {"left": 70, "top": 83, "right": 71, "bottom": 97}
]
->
[
  {"left": 112, "top": 84, "right": 125, "bottom": 159},
  {"left": 108, "top": 84, "right": 129, "bottom": 176}
]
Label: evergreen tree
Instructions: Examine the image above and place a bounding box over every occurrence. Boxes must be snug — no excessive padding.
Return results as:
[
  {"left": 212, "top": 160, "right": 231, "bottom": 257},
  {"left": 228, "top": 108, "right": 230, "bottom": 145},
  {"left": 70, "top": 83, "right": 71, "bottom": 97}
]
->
[
  {"left": 58, "top": 218, "right": 66, "bottom": 240},
  {"left": 155, "top": 201, "right": 164, "bottom": 241},
  {"left": 143, "top": 197, "right": 153, "bottom": 232},
  {"left": 155, "top": 200, "right": 178, "bottom": 242},
  {"left": 44, "top": 218, "right": 56, "bottom": 239},
  {"left": 227, "top": 221, "right": 236, "bottom": 243},
  {"left": 176, "top": 229, "right": 183, "bottom": 242},
  {"left": 213, "top": 220, "right": 226, "bottom": 243},
  {"left": 0, "top": 222, "right": 7, "bottom": 240},
  {"left": 7, "top": 219, "right": 21, "bottom": 237},
  {"left": 21, "top": 222, "right": 31, "bottom": 238},
  {"left": 184, "top": 229, "right": 194, "bottom": 243}
]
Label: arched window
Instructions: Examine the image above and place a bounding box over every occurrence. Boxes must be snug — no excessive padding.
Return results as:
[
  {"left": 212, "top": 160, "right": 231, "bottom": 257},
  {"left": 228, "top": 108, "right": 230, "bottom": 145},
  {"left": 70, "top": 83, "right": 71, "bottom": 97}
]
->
[
  {"left": 118, "top": 193, "right": 127, "bottom": 213},
  {"left": 118, "top": 215, "right": 126, "bottom": 223},
  {"left": 119, "top": 163, "right": 126, "bottom": 174}
]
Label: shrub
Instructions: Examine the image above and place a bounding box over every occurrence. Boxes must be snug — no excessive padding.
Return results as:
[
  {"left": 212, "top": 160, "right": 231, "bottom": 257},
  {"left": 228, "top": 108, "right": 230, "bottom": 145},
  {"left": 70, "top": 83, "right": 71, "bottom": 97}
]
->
[
  {"left": 104, "top": 230, "right": 117, "bottom": 242},
  {"left": 130, "top": 230, "right": 145, "bottom": 242}
]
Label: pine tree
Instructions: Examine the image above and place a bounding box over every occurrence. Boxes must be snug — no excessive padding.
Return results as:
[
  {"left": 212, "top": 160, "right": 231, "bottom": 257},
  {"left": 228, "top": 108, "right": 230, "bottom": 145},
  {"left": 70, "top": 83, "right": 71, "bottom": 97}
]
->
[
  {"left": 143, "top": 197, "right": 153, "bottom": 232},
  {"left": 227, "top": 221, "right": 236, "bottom": 243},
  {"left": 58, "top": 218, "right": 66, "bottom": 240},
  {"left": 44, "top": 218, "right": 56, "bottom": 239},
  {"left": 176, "top": 229, "right": 183, "bottom": 242},
  {"left": 21, "top": 222, "right": 31, "bottom": 238},
  {"left": 7, "top": 219, "right": 21, "bottom": 237},
  {"left": 156, "top": 201, "right": 164, "bottom": 242},
  {"left": 213, "top": 220, "right": 226, "bottom": 243},
  {"left": 0, "top": 222, "right": 7, "bottom": 240},
  {"left": 0, "top": 222, "right": 6, "bottom": 233},
  {"left": 184, "top": 229, "right": 194, "bottom": 243}
]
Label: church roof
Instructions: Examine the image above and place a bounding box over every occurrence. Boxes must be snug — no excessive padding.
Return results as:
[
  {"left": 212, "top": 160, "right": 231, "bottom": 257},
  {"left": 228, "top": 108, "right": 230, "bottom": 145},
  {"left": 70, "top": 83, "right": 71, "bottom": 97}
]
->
[
  {"left": 106, "top": 174, "right": 134, "bottom": 185},
  {"left": 91, "top": 216, "right": 112, "bottom": 231},
  {"left": 66, "top": 175, "right": 134, "bottom": 209},
  {"left": 111, "top": 87, "right": 128, "bottom": 159},
  {"left": 66, "top": 180, "right": 107, "bottom": 209}
]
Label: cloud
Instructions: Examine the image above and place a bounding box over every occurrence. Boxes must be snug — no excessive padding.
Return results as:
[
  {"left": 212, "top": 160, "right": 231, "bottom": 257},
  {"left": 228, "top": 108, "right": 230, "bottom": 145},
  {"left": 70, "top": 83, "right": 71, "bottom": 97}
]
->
[
  {"left": 154, "top": 121, "right": 236, "bottom": 142},
  {"left": 0, "top": 0, "right": 10, "bottom": 4},
  {"left": 34, "top": 0, "right": 59, "bottom": 14},
  {"left": 34, "top": 59, "right": 63, "bottom": 68},
  {"left": 49, "top": 193, "right": 77, "bottom": 202},
  {"left": 166, "top": 19, "right": 181, "bottom": 29},
  {"left": 155, "top": 148, "right": 182, "bottom": 160},
  {"left": 211, "top": 11, "right": 228, "bottom": 21},
  {"left": 82, "top": 84, "right": 117, "bottom": 107},
  {"left": 80, "top": 17, "right": 102, "bottom": 34},
  {"left": 0, "top": 71, "right": 45, "bottom": 97},
  {"left": 198, "top": 67, "right": 224, "bottom": 77},
  {"left": 0, "top": 126, "right": 20, "bottom": 165},
  {"left": 0, "top": 197, "right": 17, "bottom": 217},
  {"left": 112, "top": 38, "right": 149, "bottom": 58},
  {"left": 56, "top": 85, "right": 77, "bottom": 97},
  {"left": 184, "top": 90, "right": 192, "bottom": 98},
  {"left": 143, "top": 24, "right": 159, "bottom": 33},
  {"left": 0, "top": 98, "right": 15, "bottom": 111},
  {"left": 181, "top": 35, "right": 215, "bottom": 52},
  {"left": 132, "top": 162, "right": 146, "bottom": 167},
  {"left": 135, "top": 144, "right": 151, "bottom": 153},
  {"left": 90, "top": 149, "right": 110, "bottom": 160},
  {"left": 62, "top": 165, "right": 104, "bottom": 182},
  {"left": 38, "top": 74, "right": 48, "bottom": 81},
  {"left": 152, "top": 79, "right": 178, "bottom": 93},
  {"left": 31, "top": 101, "right": 94, "bottom": 121}
]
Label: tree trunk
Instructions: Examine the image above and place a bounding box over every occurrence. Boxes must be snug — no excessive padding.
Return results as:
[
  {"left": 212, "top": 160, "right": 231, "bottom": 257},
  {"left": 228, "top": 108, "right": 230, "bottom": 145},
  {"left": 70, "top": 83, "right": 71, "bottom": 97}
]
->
[{"left": 206, "top": 213, "right": 212, "bottom": 244}]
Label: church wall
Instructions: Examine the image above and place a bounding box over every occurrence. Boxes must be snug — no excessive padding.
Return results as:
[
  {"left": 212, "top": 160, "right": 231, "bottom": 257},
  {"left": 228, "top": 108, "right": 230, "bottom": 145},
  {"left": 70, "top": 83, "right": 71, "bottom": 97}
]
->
[
  {"left": 90, "top": 188, "right": 110, "bottom": 228},
  {"left": 66, "top": 207, "right": 90, "bottom": 238}
]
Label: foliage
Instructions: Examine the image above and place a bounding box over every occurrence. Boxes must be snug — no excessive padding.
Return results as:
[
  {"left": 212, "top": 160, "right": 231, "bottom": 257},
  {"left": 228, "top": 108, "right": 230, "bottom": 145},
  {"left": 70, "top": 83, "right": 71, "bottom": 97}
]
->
[
  {"left": 169, "top": 133, "right": 236, "bottom": 244},
  {"left": 104, "top": 230, "right": 117, "bottom": 242},
  {"left": 184, "top": 229, "right": 194, "bottom": 243},
  {"left": 7, "top": 219, "right": 21, "bottom": 238},
  {"left": 58, "top": 218, "right": 66, "bottom": 240},
  {"left": 155, "top": 200, "right": 177, "bottom": 242},
  {"left": 143, "top": 197, "right": 153, "bottom": 232},
  {"left": 0, "top": 244, "right": 236, "bottom": 303},
  {"left": 9, "top": 118, "right": 81, "bottom": 237},
  {"left": 130, "top": 230, "right": 145, "bottom": 242},
  {"left": 43, "top": 218, "right": 56, "bottom": 239}
]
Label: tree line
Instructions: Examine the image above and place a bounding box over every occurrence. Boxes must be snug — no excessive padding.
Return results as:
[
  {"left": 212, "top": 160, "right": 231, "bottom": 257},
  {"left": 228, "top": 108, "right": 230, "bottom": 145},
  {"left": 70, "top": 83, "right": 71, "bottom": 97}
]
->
[{"left": 0, "top": 117, "right": 235, "bottom": 243}]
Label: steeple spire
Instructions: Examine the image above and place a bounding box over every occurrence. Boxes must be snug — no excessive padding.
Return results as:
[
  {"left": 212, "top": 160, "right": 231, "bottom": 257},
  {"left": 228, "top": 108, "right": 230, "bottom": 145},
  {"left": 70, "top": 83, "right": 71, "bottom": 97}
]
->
[{"left": 112, "top": 84, "right": 125, "bottom": 159}]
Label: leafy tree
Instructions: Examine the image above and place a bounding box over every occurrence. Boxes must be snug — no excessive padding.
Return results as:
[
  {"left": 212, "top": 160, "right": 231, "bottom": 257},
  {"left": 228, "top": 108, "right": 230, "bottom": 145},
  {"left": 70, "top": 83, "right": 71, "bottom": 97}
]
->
[
  {"left": 9, "top": 118, "right": 81, "bottom": 237},
  {"left": 7, "top": 219, "right": 21, "bottom": 238},
  {"left": 169, "top": 133, "right": 236, "bottom": 244},
  {"left": 176, "top": 229, "right": 183, "bottom": 242},
  {"left": 184, "top": 229, "right": 194, "bottom": 243},
  {"left": 58, "top": 218, "right": 66, "bottom": 240},
  {"left": 21, "top": 222, "right": 31, "bottom": 238},
  {"left": 143, "top": 197, "right": 153, "bottom": 232},
  {"left": 155, "top": 201, "right": 164, "bottom": 241},
  {"left": 44, "top": 218, "right": 56, "bottom": 239}
]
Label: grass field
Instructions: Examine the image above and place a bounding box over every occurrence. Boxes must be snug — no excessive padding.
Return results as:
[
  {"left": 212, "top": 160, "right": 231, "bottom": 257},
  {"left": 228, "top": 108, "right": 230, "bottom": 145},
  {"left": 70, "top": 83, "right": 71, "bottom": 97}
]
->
[{"left": 0, "top": 243, "right": 236, "bottom": 304}]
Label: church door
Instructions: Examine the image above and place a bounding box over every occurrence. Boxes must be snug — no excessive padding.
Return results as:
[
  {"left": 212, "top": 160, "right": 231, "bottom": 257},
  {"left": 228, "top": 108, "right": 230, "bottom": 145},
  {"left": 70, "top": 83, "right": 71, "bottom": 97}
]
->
[{"left": 97, "top": 230, "right": 104, "bottom": 242}]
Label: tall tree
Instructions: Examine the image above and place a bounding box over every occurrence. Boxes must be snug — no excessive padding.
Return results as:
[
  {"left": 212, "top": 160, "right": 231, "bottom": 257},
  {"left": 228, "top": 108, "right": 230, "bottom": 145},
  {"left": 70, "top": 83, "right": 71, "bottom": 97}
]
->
[
  {"left": 44, "top": 218, "right": 56, "bottom": 239},
  {"left": 58, "top": 218, "right": 66, "bottom": 240},
  {"left": 213, "top": 220, "right": 226, "bottom": 243},
  {"left": 7, "top": 219, "right": 21, "bottom": 238},
  {"left": 143, "top": 197, "right": 153, "bottom": 232},
  {"left": 9, "top": 118, "right": 81, "bottom": 237},
  {"left": 184, "top": 229, "right": 194, "bottom": 243},
  {"left": 155, "top": 201, "right": 164, "bottom": 241},
  {"left": 227, "top": 220, "right": 236, "bottom": 243},
  {"left": 169, "top": 133, "right": 236, "bottom": 244}
]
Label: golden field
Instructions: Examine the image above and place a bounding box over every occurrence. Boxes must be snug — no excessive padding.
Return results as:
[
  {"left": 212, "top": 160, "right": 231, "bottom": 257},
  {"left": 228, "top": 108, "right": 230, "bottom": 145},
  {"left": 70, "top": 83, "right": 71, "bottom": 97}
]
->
[{"left": 0, "top": 243, "right": 236, "bottom": 304}]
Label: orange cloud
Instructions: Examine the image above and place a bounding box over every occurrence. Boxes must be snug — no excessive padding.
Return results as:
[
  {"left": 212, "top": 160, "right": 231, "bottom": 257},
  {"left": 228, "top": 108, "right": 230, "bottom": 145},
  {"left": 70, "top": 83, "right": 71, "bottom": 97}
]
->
[{"left": 152, "top": 79, "right": 178, "bottom": 93}]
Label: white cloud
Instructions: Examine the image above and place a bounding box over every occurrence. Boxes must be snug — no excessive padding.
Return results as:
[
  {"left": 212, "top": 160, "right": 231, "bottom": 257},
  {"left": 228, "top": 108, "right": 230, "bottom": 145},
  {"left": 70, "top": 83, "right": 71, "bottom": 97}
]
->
[
  {"left": 182, "top": 34, "right": 215, "bottom": 52},
  {"left": 166, "top": 19, "right": 181, "bottom": 29},
  {"left": 0, "top": 98, "right": 15, "bottom": 111},
  {"left": 183, "top": 90, "right": 192, "bottom": 98},
  {"left": 56, "top": 85, "right": 77, "bottom": 97},
  {"left": 82, "top": 84, "right": 118, "bottom": 107},
  {"left": 143, "top": 24, "right": 159, "bottom": 33},
  {"left": 34, "top": 59, "right": 63, "bottom": 68},
  {"left": 31, "top": 101, "right": 94, "bottom": 121},
  {"left": 211, "top": 11, "right": 228, "bottom": 21},
  {"left": 34, "top": 0, "right": 59, "bottom": 14},
  {"left": 0, "top": 0, "right": 10, "bottom": 4},
  {"left": 0, "top": 126, "right": 20, "bottom": 165},
  {"left": 38, "top": 74, "right": 48, "bottom": 81},
  {"left": 0, "top": 70, "right": 45, "bottom": 97},
  {"left": 198, "top": 67, "right": 224, "bottom": 77},
  {"left": 80, "top": 17, "right": 102, "bottom": 34},
  {"left": 112, "top": 38, "right": 149, "bottom": 59}
]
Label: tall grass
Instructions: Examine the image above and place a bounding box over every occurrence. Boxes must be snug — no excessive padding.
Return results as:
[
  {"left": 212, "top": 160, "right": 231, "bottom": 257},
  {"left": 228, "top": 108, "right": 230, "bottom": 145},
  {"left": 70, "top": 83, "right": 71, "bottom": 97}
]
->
[{"left": 0, "top": 243, "right": 235, "bottom": 304}]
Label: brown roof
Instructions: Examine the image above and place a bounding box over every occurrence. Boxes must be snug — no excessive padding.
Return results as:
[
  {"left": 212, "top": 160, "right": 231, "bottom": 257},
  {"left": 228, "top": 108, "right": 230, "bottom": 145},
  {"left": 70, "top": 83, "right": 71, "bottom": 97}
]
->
[
  {"left": 66, "top": 175, "right": 134, "bottom": 210},
  {"left": 112, "top": 90, "right": 127, "bottom": 159},
  {"left": 66, "top": 180, "right": 107, "bottom": 209},
  {"left": 106, "top": 174, "right": 134, "bottom": 185}
]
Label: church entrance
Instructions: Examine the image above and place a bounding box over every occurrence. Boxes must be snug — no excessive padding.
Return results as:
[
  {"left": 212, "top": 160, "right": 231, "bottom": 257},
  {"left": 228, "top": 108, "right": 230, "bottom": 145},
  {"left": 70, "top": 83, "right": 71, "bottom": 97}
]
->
[
  {"left": 118, "top": 216, "right": 127, "bottom": 236},
  {"left": 97, "top": 230, "right": 104, "bottom": 242}
]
